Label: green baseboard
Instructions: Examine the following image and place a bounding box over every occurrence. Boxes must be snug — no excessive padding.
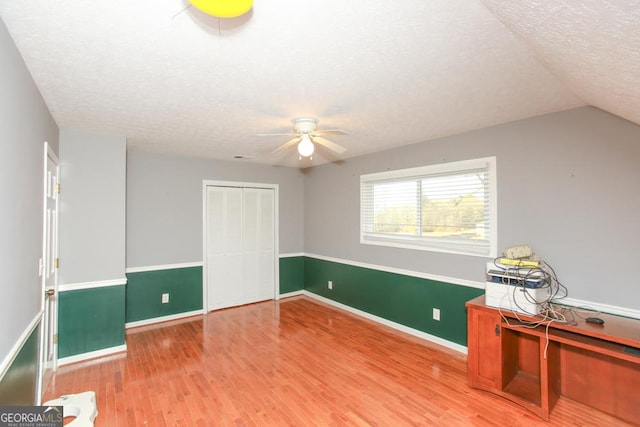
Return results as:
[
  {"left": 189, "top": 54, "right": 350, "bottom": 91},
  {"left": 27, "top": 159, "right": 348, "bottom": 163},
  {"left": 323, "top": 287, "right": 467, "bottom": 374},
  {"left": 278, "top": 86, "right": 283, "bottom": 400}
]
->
[
  {"left": 303, "top": 257, "right": 483, "bottom": 346},
  {"left": 58, "top": 286, "right": 126, "bottom": 358}
]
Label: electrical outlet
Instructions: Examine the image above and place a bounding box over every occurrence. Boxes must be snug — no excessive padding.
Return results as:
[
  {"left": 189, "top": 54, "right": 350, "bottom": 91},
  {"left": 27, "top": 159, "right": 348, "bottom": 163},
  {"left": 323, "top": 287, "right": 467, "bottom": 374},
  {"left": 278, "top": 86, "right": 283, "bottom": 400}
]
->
[
  {"left": 162, "top": 293, "right": 169, "bottom": 304},
  {"left": 328, "top": 280, "right": 333, "bottom": 290},
  {"left": 433, "top": 308, "right": 440, "bottom": 321}
]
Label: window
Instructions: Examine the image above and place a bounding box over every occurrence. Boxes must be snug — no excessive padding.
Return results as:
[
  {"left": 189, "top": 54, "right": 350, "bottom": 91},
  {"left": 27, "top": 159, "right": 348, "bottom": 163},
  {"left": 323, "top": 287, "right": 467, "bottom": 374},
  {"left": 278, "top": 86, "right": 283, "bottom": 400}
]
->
[{"left": 360, "top": 157, "right": 496, "bottom": 257}]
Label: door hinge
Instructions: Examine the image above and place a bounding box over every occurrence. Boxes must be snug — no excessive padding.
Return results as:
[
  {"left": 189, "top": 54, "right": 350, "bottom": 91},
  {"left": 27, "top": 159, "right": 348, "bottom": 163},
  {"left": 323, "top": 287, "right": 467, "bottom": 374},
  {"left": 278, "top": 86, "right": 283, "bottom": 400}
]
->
[
  {"left": 53, "top": 334, "right": 58, "bottom": 344},
  {"left": 54, "top": 258, "right": 60, "bottom": 269},
  {"left": 495, "top": 324, "right": 501, "bottom": 336},
  {"left": 56, "top": 183, "right": 61, "bottom": 194}
]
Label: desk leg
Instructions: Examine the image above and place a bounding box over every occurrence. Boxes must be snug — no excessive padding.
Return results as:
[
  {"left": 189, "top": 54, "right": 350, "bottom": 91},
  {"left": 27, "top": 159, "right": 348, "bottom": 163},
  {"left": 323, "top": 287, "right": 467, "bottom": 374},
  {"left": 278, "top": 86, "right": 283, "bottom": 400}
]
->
[{"left": 540, "top": 338, "right": 561, "bottom": 420}]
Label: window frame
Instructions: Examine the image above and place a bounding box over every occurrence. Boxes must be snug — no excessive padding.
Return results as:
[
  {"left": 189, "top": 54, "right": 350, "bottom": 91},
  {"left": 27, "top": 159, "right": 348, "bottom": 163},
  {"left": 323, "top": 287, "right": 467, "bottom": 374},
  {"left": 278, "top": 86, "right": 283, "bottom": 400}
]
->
[{"left": 360, "top": 157, "right": 497, "bottom": 257}]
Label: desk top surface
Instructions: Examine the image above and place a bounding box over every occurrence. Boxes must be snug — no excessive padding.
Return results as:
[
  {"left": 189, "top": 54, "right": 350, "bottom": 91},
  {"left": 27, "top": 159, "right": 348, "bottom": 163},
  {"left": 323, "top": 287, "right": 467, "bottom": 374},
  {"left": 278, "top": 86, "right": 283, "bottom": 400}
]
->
[{"left": 467, "top": 295, "right": 640, "bottom": 349}]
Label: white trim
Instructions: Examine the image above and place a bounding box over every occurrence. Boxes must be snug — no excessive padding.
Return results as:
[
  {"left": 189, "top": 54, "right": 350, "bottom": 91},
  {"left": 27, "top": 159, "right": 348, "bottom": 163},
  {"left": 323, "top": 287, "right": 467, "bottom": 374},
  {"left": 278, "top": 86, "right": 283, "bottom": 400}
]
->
[
  {"left": 279, "top": 290, "right": 304, "bottom": 299},
  {"left": 44, "top": 141, "right": 59, "bottom": 165},
  {"left": 279, "top": 253, "right": 304, "bottom": 258},
  {"left": 360, "top": 156, "right": 497, "bottom": 258},
  {"left": 359, "top": 238, "right": 495, "bottom": 258},
  {"left": 555, "top": 296, "right": 640, "bottom": 320},
  {"left": 57, "top": 344, "right": 127, "bottom": 366},
  {"left": 304, "top": 252, "right": 485, "bottom": 289},
  {"left": 126, "top": 262, "right": 203, "bottom": 274},
  {"left": 39, "top": 141, "right": 60, "bottom": 404},
  {"left": 360, "top": 157, "right": 494, "bottom": 182},
  {"left": 58, "top": 278, "right": 127, "bottom": 292},
  {"left": 202, "top": 184, "right": 207, "bottom": 311},
  {"left": 286, "top": 253, "right": 639, "bottom": 318},
  {"left": 0, "top": 311, "right": 43, "bottom": 381},
  {"left": 125, "top": 310, "right": 204, "bottom": 329},
  {"left": 302, "top": 291, "right": 467, "bottom": 354},
  {"left": 202, "top": 179, "right": 278, "bottom": 189},
  {"left": 274, "top": 188, "right": 281, "bottom": 301}
]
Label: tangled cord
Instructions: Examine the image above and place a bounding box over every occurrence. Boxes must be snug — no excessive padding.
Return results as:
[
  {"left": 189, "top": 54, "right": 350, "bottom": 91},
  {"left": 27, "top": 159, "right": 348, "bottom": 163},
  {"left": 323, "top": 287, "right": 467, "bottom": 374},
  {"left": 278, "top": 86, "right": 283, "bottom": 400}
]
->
[{"left": 493, "top": 258, "right": 603, "bottom": 358}]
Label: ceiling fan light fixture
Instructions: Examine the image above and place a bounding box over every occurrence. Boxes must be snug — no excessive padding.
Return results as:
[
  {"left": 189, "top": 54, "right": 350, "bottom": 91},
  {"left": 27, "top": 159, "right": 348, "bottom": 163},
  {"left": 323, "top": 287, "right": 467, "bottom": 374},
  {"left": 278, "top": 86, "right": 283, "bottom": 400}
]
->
[
  {"left": 187, "top": 0, "right": 253, "bottom": 18},
  {"left": 297, "top": 134, "right": 314, "bottom": 157}
]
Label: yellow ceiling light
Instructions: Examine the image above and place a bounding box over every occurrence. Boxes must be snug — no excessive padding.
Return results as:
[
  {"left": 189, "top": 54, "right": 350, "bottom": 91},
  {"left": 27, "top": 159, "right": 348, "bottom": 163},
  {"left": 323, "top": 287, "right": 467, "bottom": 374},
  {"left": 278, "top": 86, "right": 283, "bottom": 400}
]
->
[{"left": 188, "top": 0, "right": 253, "bottom": 18}]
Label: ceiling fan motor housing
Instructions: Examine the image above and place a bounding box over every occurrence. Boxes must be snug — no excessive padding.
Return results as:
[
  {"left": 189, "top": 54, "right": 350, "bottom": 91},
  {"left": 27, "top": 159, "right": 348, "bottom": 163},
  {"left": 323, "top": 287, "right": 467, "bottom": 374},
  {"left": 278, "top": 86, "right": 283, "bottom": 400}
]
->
[{"left": 293, "top": 118, "right": 317, "bottom": 133}]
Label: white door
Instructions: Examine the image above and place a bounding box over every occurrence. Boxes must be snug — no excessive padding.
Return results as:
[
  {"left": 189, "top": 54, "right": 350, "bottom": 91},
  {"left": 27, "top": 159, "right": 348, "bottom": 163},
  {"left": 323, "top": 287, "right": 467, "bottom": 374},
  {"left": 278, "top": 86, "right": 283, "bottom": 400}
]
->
[
  {"left": 206, "top": 185, "right": 275, "bottom": 311},
  {"left": 242, "top": 188, "right": 275, "bottom": 303},
  {"left": 38, "top": 143, "right": 59, "bottom": 402},
  {"left": 207, "top": 187, "right": 244, "bottom": 310}
]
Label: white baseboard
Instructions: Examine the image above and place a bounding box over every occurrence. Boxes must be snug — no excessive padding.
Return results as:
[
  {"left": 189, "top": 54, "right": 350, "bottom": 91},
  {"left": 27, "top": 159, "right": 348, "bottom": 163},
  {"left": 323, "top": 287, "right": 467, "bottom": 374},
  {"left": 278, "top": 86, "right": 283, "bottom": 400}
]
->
[
  {"left": 125, "top": 310, "right": 204, "bottom": 329},
  {"left": 58, "top": 344, "right": 127, "bottom": 367},
  {"left": 302, "top": 291, "right": 467, "bottom": 354},
  {"left": 279, "top": 290, "right": 304, "bottom": 299}
]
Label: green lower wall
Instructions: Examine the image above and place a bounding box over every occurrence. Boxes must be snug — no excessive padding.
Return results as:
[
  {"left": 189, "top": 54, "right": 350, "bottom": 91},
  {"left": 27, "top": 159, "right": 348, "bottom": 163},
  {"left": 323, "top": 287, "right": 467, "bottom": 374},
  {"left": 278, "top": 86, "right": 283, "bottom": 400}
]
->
[
  {"left": 58, "top": 285, "right": 126, "bottom": 358},
  {"left": 126, "top": 266, "right": 203, "bottom": 323},
  {"left": 279, "top": 256, "right": 304, "bottom": 294},
  {"left": 125, "top": 260, "right": 303, "bottom": 325},
  {"left": 0, "top": 324, "right": 39, "bottom": 405},
  {"left": 57, "top": 257, "right": 475, "bottom": 359},
  {"left": 304, "top": 257, "right": 483, "bottom": 346}
]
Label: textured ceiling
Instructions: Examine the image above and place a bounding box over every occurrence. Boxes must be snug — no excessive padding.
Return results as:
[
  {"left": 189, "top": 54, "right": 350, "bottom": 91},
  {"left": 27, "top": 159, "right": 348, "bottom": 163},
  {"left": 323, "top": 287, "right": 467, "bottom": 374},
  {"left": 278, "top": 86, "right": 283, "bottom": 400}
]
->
[
  {"left": 479, "top": 0, "right": 640, "bottom": 128},
  {"left": 1, "top": 0, "right": 634, "bottom": 168}
]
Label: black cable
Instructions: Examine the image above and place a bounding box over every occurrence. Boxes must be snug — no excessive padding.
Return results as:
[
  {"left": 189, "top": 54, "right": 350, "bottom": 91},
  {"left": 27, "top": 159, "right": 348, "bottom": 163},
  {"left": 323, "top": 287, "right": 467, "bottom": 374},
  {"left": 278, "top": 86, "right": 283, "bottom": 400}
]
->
[{"left": 491, "top": 257, "right": 568, "bottom": 317}]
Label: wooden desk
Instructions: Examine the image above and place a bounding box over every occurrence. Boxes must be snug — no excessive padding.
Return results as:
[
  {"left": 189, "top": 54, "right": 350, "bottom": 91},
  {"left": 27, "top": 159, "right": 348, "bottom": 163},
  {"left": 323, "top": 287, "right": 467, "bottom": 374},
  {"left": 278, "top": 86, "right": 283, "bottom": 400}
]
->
[{"left": 466, "top": 296, "right": 640, "bottom": 424}]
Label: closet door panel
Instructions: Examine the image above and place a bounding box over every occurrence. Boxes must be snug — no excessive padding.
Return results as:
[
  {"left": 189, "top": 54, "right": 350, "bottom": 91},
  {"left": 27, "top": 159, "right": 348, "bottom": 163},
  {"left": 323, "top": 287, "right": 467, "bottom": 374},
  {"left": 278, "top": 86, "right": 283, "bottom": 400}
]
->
[
  {"left": 206, "top": 185, "right": 275, "bottom": 311},
  {"left": 243, "top": 189, "right": 260, "bottom": 302},
  {"left": 257, "top": 190, "right": 275, "bottom": 300},
  {"left": 207, "top": 187, "right": 244, "bottom": 310}
]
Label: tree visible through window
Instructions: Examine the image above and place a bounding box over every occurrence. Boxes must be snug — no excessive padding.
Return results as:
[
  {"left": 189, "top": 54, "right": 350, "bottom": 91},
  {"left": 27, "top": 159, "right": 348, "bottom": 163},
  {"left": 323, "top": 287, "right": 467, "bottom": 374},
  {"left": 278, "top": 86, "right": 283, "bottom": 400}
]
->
[{"left": 361, "top": 158, "right": 496, "bottom": 257}]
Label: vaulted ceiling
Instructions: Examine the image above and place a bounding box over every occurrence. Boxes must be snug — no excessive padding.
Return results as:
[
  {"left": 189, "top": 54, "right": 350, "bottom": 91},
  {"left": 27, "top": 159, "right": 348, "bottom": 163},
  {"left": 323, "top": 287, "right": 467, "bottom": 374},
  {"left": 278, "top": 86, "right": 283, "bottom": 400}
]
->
[{"left": 1, "top": 1, "right": 637, "bottom": 167}]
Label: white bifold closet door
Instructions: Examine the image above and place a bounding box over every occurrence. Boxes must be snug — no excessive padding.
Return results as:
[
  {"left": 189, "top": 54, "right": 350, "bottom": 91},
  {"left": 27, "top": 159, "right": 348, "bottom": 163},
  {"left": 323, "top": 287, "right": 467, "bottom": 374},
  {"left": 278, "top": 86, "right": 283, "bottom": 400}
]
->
[{"left": 206, "top": 186, "right": 275, "bottom": 311}]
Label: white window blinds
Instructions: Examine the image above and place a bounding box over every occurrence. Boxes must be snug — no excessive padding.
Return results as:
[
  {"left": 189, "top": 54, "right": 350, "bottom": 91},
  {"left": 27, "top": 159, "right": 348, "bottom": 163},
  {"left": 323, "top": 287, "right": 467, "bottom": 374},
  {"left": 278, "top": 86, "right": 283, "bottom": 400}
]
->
[{"left": 360, "top": 157, "right": 496, "bottom": 257}]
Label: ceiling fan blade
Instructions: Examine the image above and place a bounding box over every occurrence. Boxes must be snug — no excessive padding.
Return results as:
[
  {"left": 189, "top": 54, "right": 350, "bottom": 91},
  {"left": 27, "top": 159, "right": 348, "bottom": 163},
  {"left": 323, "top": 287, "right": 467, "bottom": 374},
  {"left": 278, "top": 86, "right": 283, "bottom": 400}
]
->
[
  {"left": 313, "top": 136, "right": 347, "bottom": 154},
  {"left": 257, "top": 132, "right": 298, "bottom": 137},
  {"left": 312, "top": 129, "right": 349, "bottom": 136},
  {"left": 272, "top": 137, "right": 300, "bottom": 154}
]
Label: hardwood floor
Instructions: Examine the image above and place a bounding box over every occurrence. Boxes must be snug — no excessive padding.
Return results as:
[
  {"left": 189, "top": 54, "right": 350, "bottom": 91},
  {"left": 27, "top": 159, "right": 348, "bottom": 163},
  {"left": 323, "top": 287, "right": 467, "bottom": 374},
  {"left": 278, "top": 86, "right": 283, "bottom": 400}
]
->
[{"left": 44, "top": 296, "right": 632, "bottom": 426}]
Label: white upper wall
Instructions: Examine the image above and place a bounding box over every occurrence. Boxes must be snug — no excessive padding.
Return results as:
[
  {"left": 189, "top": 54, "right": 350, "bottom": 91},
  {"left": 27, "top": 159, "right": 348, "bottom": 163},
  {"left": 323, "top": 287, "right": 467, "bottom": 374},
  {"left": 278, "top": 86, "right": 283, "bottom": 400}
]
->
[
  {"left": 303, "top": 107, "right": 640, "bottom": 311},
  {"left": 58, "top": 130, "right": 126, "bottom": 285},
  {"left": 126, "top": 151, "right": 304, "bottom": 268},
  {"left": 0, "top": 19, "right": 59, "bottom": 364}
]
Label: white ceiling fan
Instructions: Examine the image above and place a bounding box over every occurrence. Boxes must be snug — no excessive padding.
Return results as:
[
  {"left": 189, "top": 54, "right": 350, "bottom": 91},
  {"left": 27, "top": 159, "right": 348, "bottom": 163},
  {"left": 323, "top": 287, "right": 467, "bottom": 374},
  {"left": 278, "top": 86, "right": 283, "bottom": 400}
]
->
[{"left": 258, "top": 118, "right": 348, "bottom": 159}]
